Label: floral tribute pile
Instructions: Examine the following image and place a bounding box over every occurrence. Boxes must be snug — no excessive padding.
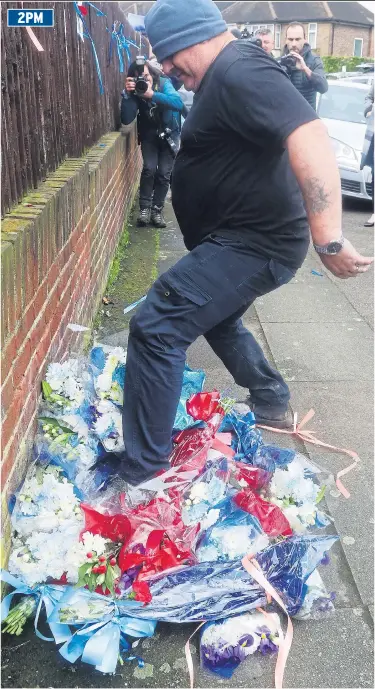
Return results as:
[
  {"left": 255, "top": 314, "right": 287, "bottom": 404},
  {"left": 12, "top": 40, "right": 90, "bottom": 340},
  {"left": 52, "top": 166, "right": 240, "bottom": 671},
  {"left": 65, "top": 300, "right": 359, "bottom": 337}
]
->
[{"left": 1, "top": 344, "right": 339, "bottom": 681}]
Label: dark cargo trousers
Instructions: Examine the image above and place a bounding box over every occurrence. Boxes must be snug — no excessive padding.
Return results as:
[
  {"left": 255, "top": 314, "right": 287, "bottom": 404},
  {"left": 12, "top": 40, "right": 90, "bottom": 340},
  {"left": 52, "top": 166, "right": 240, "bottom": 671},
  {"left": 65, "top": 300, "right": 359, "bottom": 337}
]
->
[{"left": 121, "top": 234, "right": 295, "bottom": 485}]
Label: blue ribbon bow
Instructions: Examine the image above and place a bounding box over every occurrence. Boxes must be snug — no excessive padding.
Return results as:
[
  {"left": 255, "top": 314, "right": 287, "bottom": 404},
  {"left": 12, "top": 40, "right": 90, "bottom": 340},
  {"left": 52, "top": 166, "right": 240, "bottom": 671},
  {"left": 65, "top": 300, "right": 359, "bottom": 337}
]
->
[
  {"left": 54, "top": 588, "right": 156, "bottom": 674},
  {"left": 0, "top": 570, "right": 71, "bottom": 644},
  {"left": 73, "top": 2, "right": 104, "bottom": 94}
]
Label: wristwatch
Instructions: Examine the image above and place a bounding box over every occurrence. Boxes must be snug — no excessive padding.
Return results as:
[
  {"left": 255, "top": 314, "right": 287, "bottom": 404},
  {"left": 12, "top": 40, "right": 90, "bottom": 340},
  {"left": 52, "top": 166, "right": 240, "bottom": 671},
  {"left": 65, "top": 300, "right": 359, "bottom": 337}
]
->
[{"left": 313, "top": 235, "right": 344, "bottom": 255}]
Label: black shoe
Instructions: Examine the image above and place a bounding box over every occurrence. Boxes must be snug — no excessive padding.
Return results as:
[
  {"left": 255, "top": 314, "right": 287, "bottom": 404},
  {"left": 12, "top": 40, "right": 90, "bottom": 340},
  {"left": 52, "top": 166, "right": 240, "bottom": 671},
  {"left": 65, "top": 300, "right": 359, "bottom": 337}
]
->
[
  {"left": 151, "top": 206, "right": 167, "bottom": 228},
  {"left": 245, "top": 397, "right": 294, "bottom": 429},
  {"left": 137, "top": 208, "right": 151, "bottom": 226}
]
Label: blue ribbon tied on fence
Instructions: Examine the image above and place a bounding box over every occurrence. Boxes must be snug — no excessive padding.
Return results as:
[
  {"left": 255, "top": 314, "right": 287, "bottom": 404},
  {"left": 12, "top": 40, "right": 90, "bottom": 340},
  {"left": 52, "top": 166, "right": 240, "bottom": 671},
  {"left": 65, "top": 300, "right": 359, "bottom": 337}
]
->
[
  {"left": 54, "top": 588, "right": 156, "bottom": 674},
  {"left": 0, "top": 570, "right": 71, "bottom": 644}
]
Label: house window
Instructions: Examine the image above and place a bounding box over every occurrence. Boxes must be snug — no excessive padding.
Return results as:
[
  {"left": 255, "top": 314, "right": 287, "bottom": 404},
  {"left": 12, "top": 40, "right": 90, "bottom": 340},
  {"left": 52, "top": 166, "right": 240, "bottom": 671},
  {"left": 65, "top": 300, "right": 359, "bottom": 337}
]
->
[
  {"left": 274, "top": 23, "right": 281, "bottom": 49},
  {"left": 308, "top": 23, "right": 317, "bottom": 49},
  {"left": 353, "top": 38, "right": 363, "bottom": 57}
]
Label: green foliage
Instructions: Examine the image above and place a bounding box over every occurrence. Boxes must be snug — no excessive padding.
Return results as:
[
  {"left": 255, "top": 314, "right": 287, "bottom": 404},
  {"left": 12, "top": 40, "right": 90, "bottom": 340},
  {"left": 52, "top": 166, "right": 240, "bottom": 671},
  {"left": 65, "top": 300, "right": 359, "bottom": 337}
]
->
[{"left": 322, "top": 56, "right": 374, "bottom": 74}]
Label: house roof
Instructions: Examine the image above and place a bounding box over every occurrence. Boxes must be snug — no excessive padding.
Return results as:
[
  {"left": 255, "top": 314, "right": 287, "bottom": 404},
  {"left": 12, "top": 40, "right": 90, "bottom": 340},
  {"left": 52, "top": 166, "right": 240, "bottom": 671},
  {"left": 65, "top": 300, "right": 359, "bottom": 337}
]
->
[
  {"left": 326, "top": 1, "right": 374, "bottom": 25},
  {"left": 222, "top": 1, "right": 374, "bottom": 26}
]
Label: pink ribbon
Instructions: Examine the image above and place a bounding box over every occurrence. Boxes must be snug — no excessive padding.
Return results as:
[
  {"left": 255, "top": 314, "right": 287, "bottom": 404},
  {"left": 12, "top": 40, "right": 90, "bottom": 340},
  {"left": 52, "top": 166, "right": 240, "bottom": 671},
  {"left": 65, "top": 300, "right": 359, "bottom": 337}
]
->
[
  {"left": 185, "top": 621, "right": 206, "bottom": 689},
  {"left": 242, "top": 554, "right": 293, "bottom": 689},
  {"left": 257, "top": 409, "right": 359, "bottom": 499},
  {"left": 25, "top": 27, "right": 44, "bottom": 51}
]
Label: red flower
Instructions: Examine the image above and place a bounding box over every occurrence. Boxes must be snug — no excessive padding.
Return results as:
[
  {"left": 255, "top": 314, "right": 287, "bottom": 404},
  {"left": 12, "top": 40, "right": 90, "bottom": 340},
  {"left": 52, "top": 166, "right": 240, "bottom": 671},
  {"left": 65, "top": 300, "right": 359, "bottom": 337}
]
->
[
  {"left": 78, "top": 3, "right": 88, "bottom": 15},
  {"left": 80, "top": 504, "right": 132, "bottom": 544},
  {"left": 132, "top": 580, "right": 152, "bottom": 605},
  {"left": 186, "top": 391, "right": 220, "bottom": 421}
]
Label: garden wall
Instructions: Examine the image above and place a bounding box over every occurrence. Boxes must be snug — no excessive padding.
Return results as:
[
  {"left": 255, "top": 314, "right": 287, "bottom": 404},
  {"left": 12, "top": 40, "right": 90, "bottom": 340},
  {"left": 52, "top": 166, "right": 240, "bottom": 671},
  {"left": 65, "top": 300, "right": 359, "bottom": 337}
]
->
[{"left": 1, "top": 129, "right": 142, "bottom": 562}]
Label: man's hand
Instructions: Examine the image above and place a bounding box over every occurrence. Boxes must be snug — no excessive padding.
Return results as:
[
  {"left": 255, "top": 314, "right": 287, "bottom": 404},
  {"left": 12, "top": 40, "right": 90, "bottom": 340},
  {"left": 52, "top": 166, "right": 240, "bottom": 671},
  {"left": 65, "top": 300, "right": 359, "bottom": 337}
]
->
[
  {"left": 289, "top": 51, "right": 312, "bottom": 77},
  {"left": 318, "top": 239, "right": 373, "bottom": 278}
]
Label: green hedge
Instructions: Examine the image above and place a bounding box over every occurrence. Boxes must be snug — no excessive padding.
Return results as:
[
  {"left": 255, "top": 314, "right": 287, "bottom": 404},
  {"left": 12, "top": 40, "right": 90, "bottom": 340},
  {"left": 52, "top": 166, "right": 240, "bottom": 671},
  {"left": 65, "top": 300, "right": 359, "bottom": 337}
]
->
[{"left": 322, "top": 56, "right": 374, "bottom": 73}]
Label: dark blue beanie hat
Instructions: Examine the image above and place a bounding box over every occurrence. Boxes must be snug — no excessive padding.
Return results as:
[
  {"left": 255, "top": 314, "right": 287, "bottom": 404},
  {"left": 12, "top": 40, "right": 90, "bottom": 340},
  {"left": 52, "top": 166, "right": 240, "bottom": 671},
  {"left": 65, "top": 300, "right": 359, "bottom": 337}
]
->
[{"left": 145, "top": 0, "right": 227, "bottom": 63}]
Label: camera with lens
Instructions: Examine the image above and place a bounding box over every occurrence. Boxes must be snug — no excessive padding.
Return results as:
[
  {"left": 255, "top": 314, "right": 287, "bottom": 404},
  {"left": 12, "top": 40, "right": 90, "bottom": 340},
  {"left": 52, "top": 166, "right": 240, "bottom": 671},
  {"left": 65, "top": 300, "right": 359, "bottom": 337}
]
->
[
  {"left": 279, "top": 54, "right": 297, "bottom": 72},
  {"left": 159, "top": 128, "right": 179, "bottom": 157},
  {"left": 249, "top": 35, "right": 263, "bottom": 48},
  {"left": 134, "top": 55, "right": 149, "bottom": 95}
]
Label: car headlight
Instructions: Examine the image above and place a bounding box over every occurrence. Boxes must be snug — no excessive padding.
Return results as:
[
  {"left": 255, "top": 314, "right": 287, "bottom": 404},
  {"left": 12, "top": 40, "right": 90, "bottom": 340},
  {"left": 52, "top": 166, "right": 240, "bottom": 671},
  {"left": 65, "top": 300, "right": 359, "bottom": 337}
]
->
[{"left": 330, "top": 138, "right": 357, "bottom": 161}]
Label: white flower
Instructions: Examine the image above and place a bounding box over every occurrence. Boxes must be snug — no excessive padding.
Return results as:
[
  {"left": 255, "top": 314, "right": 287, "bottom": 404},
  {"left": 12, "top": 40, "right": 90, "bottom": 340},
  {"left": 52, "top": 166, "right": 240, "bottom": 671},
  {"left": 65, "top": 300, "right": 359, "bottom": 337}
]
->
[
  {"left": 75, "top": 443, "right": 97, "bottom": 467},
  {"left": 82, "top": 532, "right": 107, "bottom": 556},
  {"left": 200, "top": 509, "right": 220, "bottom": 530},
  {"left": 97, "top": 372, "right": 112, "bottom": 393},
  {"left": 59, "top": 415, "right": 89, "bottom": 439}
]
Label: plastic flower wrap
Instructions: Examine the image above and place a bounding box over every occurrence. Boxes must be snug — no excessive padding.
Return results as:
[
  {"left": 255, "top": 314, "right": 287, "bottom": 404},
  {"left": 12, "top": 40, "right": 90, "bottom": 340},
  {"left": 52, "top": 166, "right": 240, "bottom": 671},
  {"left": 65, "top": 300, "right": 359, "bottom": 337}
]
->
[
  {"left": 36, "top": 408, "right": 99, "bottom": 485},
  {"left": 223, "top": 406, "right": 262, "bottom": 459},
  {"left": 11, "top": 465, "right": 82, "bottom": 537},
  {"left": 181, "top": 457, "right": 231, "bottom": 526},
  {"left": 200, "top": 611, "right": 281, "bottom": 677},
  {"left": 173, "top": 366, "right": 206, "bottom": 430},
  {"left": 293, "top": 568, "right": 335, "bottom": 620},
  {"left": 195, "top": 500, "right": 269, "bottom": 563},
  {"left": 42, "top": 358, "right": 93, "bottom": 416},
  {"left": 90, "top": 345, "right": 126, "bottom": 405},
  {"left": 269, "top": 455, "right": 330, "bottom": 532},
  {"left": 111, "top": 534, "right": 338, "bottom": 623},
  {"left": 234, "top": 488, "right": 293, "bottom": 538},
  {"left": 92, "top": 399, "right": 124, "bottom": 452}
]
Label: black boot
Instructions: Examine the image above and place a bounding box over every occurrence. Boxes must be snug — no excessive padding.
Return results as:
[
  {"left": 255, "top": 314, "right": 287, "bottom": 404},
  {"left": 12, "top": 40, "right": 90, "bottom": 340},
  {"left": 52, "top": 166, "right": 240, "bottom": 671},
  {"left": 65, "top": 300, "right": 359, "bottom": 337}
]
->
[
  {"left": 151, "top": 206, "right": 167, "bottom": 228},
  {"left": 245, "top": 397, "right": 294, "bottom": 429},
  {"left": 137, "top": 207, "right": 151, "bottom": 227}
]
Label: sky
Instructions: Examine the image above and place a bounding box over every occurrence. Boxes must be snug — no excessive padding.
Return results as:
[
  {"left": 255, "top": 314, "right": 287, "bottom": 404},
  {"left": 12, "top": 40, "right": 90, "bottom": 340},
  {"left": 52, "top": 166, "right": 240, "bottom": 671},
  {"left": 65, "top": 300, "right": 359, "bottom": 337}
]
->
[{"left": 359, "top": 1, "right": 375, "bottom": 13}]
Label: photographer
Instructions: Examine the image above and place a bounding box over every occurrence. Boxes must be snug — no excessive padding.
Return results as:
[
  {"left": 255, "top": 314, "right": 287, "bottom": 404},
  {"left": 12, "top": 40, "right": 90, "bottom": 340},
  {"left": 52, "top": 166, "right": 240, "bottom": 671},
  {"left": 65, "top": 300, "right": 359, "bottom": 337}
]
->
[
  {"left": 121, "top": 60, "right": 184, "bottom": 227},
  {"left": 254, "top": 27, "right": 275, "bottom": 55},
  {"left": 279, "top": 22, "right": 328, "bottom": 110}
]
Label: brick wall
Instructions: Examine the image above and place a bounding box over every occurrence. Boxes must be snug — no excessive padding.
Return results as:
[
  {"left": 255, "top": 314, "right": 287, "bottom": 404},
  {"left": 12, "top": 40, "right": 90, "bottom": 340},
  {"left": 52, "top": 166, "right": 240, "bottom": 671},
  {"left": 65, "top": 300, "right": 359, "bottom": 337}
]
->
[
  {"left": 332, "top": 24, "right": 373, "bottom": 57},
  {"left": 1, "top": 129, "right": 142, "bottom": 556}
]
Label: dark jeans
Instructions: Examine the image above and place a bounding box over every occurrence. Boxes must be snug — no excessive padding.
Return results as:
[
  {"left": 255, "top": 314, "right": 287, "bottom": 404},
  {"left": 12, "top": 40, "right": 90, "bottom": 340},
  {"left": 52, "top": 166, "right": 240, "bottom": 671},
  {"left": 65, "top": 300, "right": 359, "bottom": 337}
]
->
[
  {"left": 139, "top": 132, "right": 175, "bottom": 209},
  {"left": 120, "top": 234, "right": 297, "bottom": 485}
]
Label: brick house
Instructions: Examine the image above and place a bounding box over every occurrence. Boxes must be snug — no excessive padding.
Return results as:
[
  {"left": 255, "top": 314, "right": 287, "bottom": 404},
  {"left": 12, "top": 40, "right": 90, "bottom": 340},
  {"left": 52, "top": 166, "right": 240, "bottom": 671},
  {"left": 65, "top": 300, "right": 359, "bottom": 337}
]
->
[{"left": 222, "top": 1, "right": 374, "bottom": 57}]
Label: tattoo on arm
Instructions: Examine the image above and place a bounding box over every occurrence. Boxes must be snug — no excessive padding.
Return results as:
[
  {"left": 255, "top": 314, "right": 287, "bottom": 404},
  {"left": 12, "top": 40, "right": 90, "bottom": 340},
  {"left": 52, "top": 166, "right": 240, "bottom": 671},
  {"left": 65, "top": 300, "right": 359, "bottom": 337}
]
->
[{"left": 302, "top": 177, "right": 330, "bottom": 214}]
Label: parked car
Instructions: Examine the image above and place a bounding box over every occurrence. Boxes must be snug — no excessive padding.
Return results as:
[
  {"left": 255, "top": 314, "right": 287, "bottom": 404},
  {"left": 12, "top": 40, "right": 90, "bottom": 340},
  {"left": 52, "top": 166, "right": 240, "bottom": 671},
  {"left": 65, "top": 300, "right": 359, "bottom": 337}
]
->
[
  {"left": 342, "top": 74, "right": 374, "bottom": 86},
  {"left": 317, "top": 80, "right": 372, "bottom": 201},
  {"left": 327, "top": 71, "right": 362, "bottom": 80}
]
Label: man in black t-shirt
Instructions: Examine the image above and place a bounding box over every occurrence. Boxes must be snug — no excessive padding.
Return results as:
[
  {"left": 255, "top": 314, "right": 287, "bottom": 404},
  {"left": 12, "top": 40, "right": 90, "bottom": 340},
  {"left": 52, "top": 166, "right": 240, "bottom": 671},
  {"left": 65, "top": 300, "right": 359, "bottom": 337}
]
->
[{"left": 110, "top": 0, "right": 373, "bottom": 486}]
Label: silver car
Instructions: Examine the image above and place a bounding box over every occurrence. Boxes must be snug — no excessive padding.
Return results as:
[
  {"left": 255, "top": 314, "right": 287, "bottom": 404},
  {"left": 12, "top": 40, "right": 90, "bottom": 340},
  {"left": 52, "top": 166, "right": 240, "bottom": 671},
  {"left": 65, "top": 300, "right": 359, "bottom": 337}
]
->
[{"left": 317, "top": 80, "right": 372, "bottom": 201}]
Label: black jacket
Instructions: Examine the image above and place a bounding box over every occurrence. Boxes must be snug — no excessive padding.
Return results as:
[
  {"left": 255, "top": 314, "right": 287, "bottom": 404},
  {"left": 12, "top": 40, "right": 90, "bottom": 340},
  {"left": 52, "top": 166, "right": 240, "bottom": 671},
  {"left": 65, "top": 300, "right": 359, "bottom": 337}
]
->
[{"left": 280, "top": 43, "right": 328, "bottom": 110}]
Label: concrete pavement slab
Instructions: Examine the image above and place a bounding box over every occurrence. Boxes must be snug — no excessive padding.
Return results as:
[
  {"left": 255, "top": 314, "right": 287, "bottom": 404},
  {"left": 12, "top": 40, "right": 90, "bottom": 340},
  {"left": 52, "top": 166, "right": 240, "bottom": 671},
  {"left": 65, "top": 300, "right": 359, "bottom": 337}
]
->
[
  {"left": 256, "top": 268, "right": 362, "bottom": 323},
  {"left": 286, "top": 381, "right": 373, "bottom": 458},
  {"left": 261, "top": 321, "right": 373, "bottom": 382},
  {"left": 2, "top": 609, "right": 373, "bottom": 688}
]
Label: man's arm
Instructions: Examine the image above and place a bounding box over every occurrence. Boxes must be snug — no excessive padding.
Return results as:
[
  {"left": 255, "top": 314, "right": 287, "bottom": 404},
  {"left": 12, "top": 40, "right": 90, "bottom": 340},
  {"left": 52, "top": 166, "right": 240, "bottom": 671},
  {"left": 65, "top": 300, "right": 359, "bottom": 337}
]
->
[
  {"left": 290, "top": 53, "right": 328, "bottom": 94},
  {"left": 287, "top": 119, "right": 373, "bottom": 277}
]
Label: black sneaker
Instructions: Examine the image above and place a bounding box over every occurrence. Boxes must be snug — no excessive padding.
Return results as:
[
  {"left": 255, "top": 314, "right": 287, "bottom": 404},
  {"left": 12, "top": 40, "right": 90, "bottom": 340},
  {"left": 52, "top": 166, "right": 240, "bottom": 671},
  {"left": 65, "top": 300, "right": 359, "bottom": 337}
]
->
[
  {"left": 245, "top": 397, "right": 294, "bottom": 429},
  {"left": 137, "top": 208, "right": 151, "bottom": 226},
  {"left": 151, "top": 206, "right": 167, "bottom": 228}
]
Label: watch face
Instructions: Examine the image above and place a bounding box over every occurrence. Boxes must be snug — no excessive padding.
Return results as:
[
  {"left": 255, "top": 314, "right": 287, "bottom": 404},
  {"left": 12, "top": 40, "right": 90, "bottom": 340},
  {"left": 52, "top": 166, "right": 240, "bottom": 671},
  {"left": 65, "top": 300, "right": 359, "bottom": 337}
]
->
[{"left": 327, "top": 241, "right": 343, "bottom": 254}]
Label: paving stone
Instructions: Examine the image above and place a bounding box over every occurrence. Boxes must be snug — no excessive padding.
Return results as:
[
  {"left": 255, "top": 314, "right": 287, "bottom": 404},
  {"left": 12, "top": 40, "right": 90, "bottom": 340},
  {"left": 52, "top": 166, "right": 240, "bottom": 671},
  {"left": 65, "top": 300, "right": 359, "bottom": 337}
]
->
[
  {"left": 255, "top": 263, "right": 361, "bottom": 323},
  {"left": 261, "top": 321, "right": 373, "bottom": 382}
]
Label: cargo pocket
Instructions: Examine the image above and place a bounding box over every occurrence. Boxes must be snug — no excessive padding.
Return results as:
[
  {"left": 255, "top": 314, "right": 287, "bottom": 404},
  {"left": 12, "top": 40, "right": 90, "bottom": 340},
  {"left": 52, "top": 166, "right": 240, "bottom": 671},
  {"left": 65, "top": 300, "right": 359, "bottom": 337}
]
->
[
  {"left": 268, "top": 258, "right": 296, "bottom": 287},
  {"left": 165, "top": 268, "right": 212, "bottom": 307}
]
